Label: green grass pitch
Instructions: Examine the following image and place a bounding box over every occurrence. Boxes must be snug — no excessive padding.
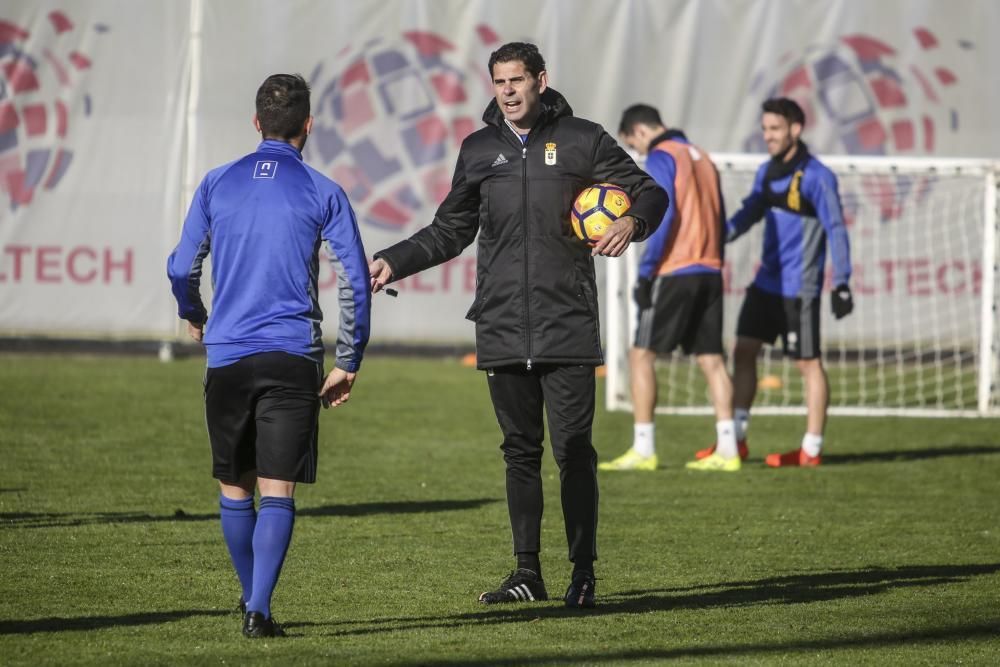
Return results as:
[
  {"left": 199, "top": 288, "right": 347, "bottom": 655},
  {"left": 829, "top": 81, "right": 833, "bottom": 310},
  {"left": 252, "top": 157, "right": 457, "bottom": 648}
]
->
[{"left": 2, "top": 353, "right": 999, "bottom": 665}]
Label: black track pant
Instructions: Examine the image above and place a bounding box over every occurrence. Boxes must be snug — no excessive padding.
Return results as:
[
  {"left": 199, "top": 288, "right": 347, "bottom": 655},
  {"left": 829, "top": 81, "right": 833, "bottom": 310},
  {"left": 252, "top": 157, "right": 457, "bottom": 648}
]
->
[{"left": 486, "top": 364, "right": 598, "bottom": 563}]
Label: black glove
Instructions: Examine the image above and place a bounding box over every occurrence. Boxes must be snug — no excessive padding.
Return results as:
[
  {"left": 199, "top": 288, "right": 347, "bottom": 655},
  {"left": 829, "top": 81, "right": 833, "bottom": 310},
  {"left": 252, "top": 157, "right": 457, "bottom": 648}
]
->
[
  {"left": 633, "top": 277, "right": 653, "bottom": 310},
  {"left": 831, "top": 283, "right": 854, "bottom": 319}
]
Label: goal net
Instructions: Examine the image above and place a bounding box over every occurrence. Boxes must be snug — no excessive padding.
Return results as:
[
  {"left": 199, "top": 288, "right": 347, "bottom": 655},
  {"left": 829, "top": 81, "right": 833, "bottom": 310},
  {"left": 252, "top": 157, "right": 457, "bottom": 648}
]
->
[{"left": 604, "top": 154, "right": 1000, "bottom": 417}]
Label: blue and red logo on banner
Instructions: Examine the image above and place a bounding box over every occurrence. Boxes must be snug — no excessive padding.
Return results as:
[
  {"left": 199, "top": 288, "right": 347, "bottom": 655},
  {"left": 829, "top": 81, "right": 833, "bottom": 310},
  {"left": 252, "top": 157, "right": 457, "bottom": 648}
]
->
[
  {"left": 744, "top": 28, "right": 969, "bottom": 156},
  {"left": 744, "top": 28, "right": 972, "bottom": 227},
  {"left": 306, "top": 25, "right": 502, "bottom": 233},
  {"left": 0, "top": 10, "right": 104, "bottom": 212}
]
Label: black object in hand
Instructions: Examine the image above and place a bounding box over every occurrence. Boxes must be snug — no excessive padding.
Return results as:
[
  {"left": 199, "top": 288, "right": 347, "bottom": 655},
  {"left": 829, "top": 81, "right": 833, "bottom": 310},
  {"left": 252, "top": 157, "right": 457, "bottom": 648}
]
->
[
  {"left": 633, "top": 277, "right": 653, "bottom": 310},
  {"left": 831, "top": 284, "right": 854, "bottom": 319}
]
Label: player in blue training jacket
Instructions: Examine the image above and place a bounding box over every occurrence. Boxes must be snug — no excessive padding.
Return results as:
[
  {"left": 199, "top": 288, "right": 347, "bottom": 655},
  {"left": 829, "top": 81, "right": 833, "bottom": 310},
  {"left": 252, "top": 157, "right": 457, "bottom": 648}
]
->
[
  {"left": 724, "top": 97, "right": 853, "bottom": 468},
  {"left": 167, "top": 74, "right": 371, "bottom": 638}
]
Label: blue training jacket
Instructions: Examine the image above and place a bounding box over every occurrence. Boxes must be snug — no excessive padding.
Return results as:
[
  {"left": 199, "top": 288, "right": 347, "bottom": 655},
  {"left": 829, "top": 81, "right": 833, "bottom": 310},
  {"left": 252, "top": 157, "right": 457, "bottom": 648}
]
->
[
  {"left": 727, "top": 147, "right": 851, "bottom": 299},
  {"left": 167, "top": 140, "right": 371, "bottom": 371}
]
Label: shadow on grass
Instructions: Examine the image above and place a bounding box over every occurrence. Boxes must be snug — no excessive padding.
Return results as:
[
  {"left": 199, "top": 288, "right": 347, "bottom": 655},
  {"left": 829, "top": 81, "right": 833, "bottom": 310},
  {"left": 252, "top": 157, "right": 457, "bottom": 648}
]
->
[
  {"left": 607, "top": 562, "right": 1000, "bottom": 601},
  {"left": 0, "top": 609, "right": 229, "bottom": 635},
  {"left": 392, "top": 620, "right": 1000, "bottom": 665},
  {"left": 295, "top": 562, "right": 1000, "bottom": 638},
  {"left": 298, "top": 499, "right": 499, "bottom": 518},
  {"left": 821, "top": 444, "right": 1000, "bottom": 465},
  {"left": 0, "top": 498, "right": 500, "bottom": 529}
]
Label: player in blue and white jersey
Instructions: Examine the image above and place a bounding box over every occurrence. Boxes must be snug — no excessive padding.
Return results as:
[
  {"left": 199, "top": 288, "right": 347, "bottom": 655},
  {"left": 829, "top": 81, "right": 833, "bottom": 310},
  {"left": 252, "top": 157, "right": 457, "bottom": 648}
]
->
[
  {"left": 167, "top": 74, "right": 370, "bottom": 637},
  {"left": 726, "top": 97, "right": 854, "bottom": 468}
]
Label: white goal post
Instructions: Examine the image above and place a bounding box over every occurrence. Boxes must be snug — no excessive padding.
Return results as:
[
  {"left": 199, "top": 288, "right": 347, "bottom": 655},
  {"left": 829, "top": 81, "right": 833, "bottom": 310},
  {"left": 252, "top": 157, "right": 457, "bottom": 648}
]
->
[{"left": 605, "top": 154, "right": 1000, "bottom": 418}]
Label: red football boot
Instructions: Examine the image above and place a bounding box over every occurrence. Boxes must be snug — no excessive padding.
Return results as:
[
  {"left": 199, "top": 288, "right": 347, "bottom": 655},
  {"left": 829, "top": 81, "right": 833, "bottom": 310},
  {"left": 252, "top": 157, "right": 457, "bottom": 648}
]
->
[
  {"left": 694, "top": 439, "right": 749, "bottom": 461},
  {"left": 765, "top": 448, "right": 821, "bottom": 467}
]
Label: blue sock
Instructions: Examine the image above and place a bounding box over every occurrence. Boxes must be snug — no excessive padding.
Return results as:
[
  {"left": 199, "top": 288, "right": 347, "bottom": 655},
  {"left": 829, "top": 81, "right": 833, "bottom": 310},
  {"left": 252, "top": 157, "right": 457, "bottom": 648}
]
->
[
  {"left": 247, "top": 496, "right": 295, "bottom": 618},
  {"left": 219, "top": 495, "right": 256, "bottom": 604}
]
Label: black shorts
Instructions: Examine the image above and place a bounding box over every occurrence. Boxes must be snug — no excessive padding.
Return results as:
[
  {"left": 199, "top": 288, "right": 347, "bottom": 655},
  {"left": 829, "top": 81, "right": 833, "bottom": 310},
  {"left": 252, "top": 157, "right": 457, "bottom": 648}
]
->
[
  {"left": 736, "top": 284, "right": 821, "bottom": 359},
  {"left": 205, "top": 351, "right": 323, "bottom": 484},
  {"left": 633, "top": 272, "right": 723, "bottom": 355}
]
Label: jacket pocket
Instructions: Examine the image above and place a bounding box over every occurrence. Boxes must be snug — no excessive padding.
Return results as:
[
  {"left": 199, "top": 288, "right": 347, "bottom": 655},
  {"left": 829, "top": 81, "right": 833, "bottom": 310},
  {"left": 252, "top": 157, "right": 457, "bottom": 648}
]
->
[
  {"left": 576, "top": 268, "right": 599, "bottom": 317},
  {"left": 465, "top": 294, "right": 485, "bottom": 322},
  {"left": 479, "top": 182, "right": 492, "bottom": 238},
  {"left": 466, "top": 270, "right": 488, "bottom": 322}
]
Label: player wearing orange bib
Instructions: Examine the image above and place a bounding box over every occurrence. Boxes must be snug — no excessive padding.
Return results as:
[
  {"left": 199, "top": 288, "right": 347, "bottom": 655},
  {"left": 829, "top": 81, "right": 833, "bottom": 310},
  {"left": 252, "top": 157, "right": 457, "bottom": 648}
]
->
[{"left": 601, "top": 104, "right": 743, "bottom": 473}]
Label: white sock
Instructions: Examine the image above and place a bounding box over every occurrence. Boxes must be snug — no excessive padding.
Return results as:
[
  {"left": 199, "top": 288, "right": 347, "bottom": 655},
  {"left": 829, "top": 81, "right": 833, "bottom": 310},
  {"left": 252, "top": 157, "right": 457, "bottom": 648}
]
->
[
  {"left": 801, "top": 432, "right": 823, "bottom": 457},
  {"left": 734, "top": 408, "right": 750, "bottom": 441},
  {"left": 633, "top": 422, "right": 655, "bottom": 457},
  {"left": 714, "top": 420, "right": 738, "bottom": 459}
]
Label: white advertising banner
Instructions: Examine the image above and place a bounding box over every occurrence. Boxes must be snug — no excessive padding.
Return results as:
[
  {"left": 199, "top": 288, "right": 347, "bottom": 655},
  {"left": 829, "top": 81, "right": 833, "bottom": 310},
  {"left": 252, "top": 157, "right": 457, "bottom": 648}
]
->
[
  {"left": 1, "top": 0, "right": 997, "bottom": 341},
  {"left": 0, "top": 1, "right": 190, "bottom": 338}
]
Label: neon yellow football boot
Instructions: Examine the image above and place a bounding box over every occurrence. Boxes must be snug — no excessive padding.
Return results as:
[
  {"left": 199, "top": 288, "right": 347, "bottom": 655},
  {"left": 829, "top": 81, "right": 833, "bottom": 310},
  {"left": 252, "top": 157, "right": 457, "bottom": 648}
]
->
[
  {"left": 598, "top": 448, "right": 658, "bottom": 471},
  {"left": 684, "top": 452, "right": 742, "bottom": 472}
]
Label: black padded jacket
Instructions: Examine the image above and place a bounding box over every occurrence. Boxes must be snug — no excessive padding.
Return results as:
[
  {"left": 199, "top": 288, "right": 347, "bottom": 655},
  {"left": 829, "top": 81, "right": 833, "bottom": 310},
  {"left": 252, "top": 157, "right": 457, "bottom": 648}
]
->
[{"left": 375, "top": 88, "right": 669, "bottom": 369}]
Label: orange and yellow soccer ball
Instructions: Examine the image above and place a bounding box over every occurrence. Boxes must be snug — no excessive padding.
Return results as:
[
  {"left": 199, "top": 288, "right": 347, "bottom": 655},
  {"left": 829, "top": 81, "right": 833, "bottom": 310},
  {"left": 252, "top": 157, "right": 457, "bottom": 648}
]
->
[{"left": 570, "top": 183, "right": 631, "bottom": 244}]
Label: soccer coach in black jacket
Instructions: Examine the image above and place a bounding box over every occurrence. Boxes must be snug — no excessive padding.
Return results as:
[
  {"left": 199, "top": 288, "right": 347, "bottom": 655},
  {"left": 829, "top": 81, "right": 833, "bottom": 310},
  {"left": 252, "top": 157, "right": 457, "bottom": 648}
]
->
[{"left": 370, "top": 42, "right": 667, "bottom": 609}]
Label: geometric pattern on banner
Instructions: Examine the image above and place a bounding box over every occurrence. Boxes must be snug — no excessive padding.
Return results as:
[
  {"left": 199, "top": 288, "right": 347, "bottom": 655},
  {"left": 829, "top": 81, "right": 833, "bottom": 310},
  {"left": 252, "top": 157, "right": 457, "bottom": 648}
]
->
[
  {"left": 744, "top": 27, "right": 970, "bottom": 157},
  {"left": 742, "top": 28, "right": 973, "bottom": 230},
  {"left": 306, "top": 24, "right": 502, "bottom": 233},
  {"left": 0, "top": 10, "right": 107, "bottom": 212}
]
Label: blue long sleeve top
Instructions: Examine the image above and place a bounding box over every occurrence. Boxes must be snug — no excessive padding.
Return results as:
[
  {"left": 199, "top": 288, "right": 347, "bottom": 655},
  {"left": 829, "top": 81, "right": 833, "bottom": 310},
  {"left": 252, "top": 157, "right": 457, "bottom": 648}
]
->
[
  {"left": 167, "top": 140, "right": 371, "bottom": 370},
  {"left": 727, "top": 150, "right": 851, "bottom": 299}
]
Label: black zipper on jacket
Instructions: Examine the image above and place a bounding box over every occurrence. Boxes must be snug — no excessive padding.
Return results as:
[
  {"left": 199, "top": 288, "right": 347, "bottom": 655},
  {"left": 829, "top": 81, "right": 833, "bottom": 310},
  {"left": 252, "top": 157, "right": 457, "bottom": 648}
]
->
[
  {"left": 502, "top": 118, "right": 534, "bottom": 371},
  {"left": 502, "top": 116, "right": 550, "bottom": 372},
  {"left": 521, "top": 141, "right": 531, "bottom": 371}
]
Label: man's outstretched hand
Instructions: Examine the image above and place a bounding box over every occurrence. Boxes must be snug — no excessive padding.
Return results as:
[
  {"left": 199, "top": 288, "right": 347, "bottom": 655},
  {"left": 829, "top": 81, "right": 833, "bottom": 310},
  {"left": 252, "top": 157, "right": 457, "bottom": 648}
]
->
[{"left": 369, "top": 257, "right": 394, "bottom": 293}]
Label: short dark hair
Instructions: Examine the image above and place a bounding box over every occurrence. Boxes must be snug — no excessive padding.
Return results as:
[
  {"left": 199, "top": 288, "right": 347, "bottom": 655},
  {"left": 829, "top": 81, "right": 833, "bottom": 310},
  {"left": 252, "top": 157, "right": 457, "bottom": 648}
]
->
[
  {"left": 255, "top": 74, "right": 311, "bottom": 140},
  {"left": 487, "top": 42, "right": 546, "bottom": 79},
  {"left": 762, "top": 97, "right": 805, "bottom": 127},
  {"left": 618, "top": 104, "right": 664, "bottom": 135}
]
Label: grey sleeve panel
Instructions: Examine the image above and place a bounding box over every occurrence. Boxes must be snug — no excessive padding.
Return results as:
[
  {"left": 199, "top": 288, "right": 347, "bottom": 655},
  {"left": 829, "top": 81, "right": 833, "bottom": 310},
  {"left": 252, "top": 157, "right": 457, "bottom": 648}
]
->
[
  {"left": 799, "top": 216, "right": 826, "bottom": 299},
  {"left": 324, "top": 241, "right": 359, "bottom": 370},
  {"left": 185, "top": 235, "right": 211, "bottom": 323}
]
